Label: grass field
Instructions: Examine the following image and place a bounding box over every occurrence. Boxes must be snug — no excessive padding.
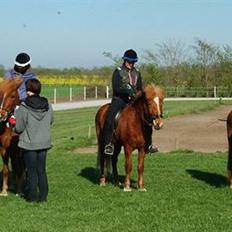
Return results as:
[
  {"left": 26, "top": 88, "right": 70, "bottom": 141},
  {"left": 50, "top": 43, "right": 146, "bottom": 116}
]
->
[{"left": 0, "top": 100, "right": 232, "bottom": 232}]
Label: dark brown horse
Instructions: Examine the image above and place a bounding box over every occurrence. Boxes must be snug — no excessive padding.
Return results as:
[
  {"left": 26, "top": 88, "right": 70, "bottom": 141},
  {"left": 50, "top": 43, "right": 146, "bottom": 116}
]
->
[
  {"left": 96, "top": 84, "right": 165, "bottom": 191},
  {"left": 0, "top": 77, "right": 24, "bottom": 196},
  {"left": 227, "top": 110, "right": 232, "bottom": 188}
]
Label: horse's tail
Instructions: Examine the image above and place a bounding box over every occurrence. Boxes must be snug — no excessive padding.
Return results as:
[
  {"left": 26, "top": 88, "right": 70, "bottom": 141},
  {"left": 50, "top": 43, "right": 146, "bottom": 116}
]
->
[
  {"left": 95, "top": 109, "right": 102, "bottom": 169},
  {"left": 95, "top": 127, "right": 112, "bottom": 174},
  {"left": 95, "top": 105, "right": 112, "bottom": 174},
  {"left": 227, "top": 110, "right": 232, "bottom": 187}
]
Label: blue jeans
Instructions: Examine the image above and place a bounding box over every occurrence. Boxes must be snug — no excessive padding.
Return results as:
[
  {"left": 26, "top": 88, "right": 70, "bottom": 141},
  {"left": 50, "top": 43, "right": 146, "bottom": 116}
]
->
[{"left": 24, "top": 149, "right": 48, "bottom": 202}]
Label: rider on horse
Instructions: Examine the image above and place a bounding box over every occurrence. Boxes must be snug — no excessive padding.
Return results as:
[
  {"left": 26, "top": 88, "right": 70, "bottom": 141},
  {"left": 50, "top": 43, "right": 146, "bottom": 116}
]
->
[
  {"left": 102, "top": 49, "right": 159, "bottom": 155},
  {"left": 4, "top": 52, "right": 37, "bottom": 126},
  {"left": 5, "top": 52, "right": 37, "bottom": 102}
]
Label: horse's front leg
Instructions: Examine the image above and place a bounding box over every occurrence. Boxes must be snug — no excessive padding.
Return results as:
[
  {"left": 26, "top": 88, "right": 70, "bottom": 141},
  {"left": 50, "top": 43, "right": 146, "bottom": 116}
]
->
[
  {"left": 227, "top": 125, "right": 232, "bottom": 188},
  {"left": 227, "top": 135, "right": 232, "bottom": 188},
  {"left": 124, "top": 145, "right": 133, "bottom": 192},
  {"left": 137, "top": 147, "right": 146, "bottom": 191},
  {"left": 99, "top": 150, "right": 106, "bottom": 186},
  {"left": 1, "top": 151, "right": 9, "bottom": 196},
  {"left": 112, "top": 145, "right": 121, "bottom": 186}
]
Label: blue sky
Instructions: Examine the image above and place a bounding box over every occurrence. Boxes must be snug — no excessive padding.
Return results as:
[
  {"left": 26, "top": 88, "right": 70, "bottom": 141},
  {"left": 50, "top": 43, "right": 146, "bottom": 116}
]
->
[{"left": 0, "top": 0, "right": 231, "bottom": 68}]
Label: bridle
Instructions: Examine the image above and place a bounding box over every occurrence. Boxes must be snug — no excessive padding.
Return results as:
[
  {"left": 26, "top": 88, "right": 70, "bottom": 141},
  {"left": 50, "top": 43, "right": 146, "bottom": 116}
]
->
[
  {"left": 141, "top": 96, "right": 163, "bottom": 129},
  {"left": 0, "top": 93, "right": 16, "bottom": 122}
]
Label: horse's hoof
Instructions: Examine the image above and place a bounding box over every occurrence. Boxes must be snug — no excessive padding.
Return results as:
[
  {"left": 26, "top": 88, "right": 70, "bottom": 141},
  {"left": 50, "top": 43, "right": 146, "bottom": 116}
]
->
[
  {"left": 0, "top": 191, "right": 8, "bottom": 197},
  {"left": 123, "top": 187, "right": 132, "bottom": 192},
  {"left": 138, "top": 188, "right": 147, "bottom": 192}
]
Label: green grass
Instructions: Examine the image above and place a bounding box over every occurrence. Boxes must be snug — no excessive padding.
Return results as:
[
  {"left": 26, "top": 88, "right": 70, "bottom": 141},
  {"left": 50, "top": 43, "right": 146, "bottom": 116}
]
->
[
  {"left": 163, "top": 99, "right": 231, "bottom": 118},
  {"left": 1, "top": 152, "right": 231, "bottom": 232},
  {"left": 51, "top": 99, "right": 232, "bottom": 148},
  {"left": 1, "top": 100, "right": 232, "bottom": 232}
]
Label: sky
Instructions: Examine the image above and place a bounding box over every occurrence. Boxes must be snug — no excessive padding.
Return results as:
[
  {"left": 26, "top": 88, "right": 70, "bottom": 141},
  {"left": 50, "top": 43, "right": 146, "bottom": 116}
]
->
[{"left": 0, "top": 0, "right": 231, "bottom": 68}]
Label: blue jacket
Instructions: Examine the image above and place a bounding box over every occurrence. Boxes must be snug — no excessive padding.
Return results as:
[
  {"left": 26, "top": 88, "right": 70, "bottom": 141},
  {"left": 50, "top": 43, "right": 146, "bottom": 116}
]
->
[{"left": 4, "top": 68, "right": 37, "bottom": 101}]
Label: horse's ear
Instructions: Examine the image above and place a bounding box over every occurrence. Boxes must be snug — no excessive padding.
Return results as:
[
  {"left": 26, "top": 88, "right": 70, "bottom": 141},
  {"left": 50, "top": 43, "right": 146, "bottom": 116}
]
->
[{"left": 14, "top": 76, "right": 23, "bottom": 88}]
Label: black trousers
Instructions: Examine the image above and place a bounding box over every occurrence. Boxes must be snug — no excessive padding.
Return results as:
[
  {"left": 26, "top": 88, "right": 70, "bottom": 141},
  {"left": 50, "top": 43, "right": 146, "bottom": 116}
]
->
[
  {"left": 24, "top": 149, "right": 48, "bottom": 202},
  {"left": 102, "top": 98, "right": 127, "bottom": 146}
]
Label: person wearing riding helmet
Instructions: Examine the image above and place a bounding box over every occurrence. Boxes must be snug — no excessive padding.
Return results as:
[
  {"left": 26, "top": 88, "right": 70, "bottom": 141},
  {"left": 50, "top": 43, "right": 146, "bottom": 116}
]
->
[
  {"left": 102, "top": 49, "right": 159, "bottom": 156},
  {"left": 5, "top": 52, "right": 37, "bottom": 102}
]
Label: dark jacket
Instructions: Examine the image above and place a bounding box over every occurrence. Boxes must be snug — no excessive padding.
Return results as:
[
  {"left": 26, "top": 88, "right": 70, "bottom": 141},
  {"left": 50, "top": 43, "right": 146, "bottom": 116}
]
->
[
  {"left": 15, "top": 95, "right": 53, "bottom": 150},
  {"left": 112, "top": 64, "right": 143, "bottom": 102}
]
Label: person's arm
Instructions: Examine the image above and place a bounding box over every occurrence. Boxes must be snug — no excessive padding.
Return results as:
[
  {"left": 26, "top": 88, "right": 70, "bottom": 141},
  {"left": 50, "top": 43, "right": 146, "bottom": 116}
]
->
[
  {"left": 112, "top": 69, "right": 135, "bottom": 97},
  {"left": 14, "top": 106, "right": 27, "bottom": 134}
]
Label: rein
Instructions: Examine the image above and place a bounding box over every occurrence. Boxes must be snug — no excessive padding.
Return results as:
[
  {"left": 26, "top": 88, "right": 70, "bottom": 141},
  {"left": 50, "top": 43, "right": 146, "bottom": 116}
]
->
[
  {"left": 0, "top": 94, "right": 15, "bottom": 122},
  {"left": 141, "top": 116, "right": 153, "bottom": 127}
]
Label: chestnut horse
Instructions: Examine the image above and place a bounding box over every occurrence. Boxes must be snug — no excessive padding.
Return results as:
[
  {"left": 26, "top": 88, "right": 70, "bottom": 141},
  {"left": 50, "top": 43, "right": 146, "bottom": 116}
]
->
[
  {"left": 95, "top": 84, "right": 164, "bottom": 191},
  {"left": 0, "top": 77, "right": 24, "bottom": 196},
  {"left": 227, "top": 110, "right": 232, "bottom": 188}
]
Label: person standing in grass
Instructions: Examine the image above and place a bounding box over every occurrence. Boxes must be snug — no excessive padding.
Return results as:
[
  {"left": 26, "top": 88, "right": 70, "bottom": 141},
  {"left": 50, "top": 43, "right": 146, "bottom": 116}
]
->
[
  {"left": 5, "top": 52, "right": 37, "bottom": 102},
  {"left": 14, "top": 79, "right": 53, "bottom": 203}
]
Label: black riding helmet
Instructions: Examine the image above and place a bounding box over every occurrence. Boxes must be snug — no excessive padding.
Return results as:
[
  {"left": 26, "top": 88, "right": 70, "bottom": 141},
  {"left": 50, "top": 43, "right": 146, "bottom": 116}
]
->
[
  {"left": 14, "top": 52, "right": 31, "bottom": 74},
  {"left": 122, "top": 49, "right": 138, "bottom": 63}
]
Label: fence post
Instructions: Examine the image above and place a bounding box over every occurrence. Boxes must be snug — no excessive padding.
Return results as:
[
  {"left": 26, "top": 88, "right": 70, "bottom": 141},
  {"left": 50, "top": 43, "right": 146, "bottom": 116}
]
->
[
  {"left": 70, "top": 87, "right": 72, "bottom": 102},
  {"left": 83, "top": 86, "right": 86, "bottom": 100},
  {"left": 214, "top": 86, "right": 217, "bottom": 98},
  {"left": 88, "top": 125, "right": 91, "bottom": 138},
  {"left": 54, "top": 88, "right": 57, "bottom": 104},
  {"left": 95, "top": 86, "right": 98, "bottom": 99},
  {"left": 106, "top": 86, "right": 109, "bottom": 99}
]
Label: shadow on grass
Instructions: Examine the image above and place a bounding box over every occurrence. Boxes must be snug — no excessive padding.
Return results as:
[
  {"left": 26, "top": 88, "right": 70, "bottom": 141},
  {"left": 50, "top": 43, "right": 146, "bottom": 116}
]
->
[
  {"left": 186, "top": 169, "right": 227, "bottom": 188},
  {"left": 78, "top": 167, "right": 137, "bottom": 188},
  {"left": 78, "top": 167, "right": 99, "bottom": 184}
]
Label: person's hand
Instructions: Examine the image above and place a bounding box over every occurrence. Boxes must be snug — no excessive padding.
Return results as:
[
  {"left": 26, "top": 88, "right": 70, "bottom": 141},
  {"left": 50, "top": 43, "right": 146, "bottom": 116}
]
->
[{"left": 127, "top": 84, "right": 136, "bottom": 97}]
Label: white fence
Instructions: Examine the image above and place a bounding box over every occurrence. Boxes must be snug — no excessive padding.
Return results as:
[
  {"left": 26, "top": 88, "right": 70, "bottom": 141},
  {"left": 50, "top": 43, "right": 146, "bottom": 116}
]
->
[{"left": 42, "top": 85, "right": 232, "bottom": 104}]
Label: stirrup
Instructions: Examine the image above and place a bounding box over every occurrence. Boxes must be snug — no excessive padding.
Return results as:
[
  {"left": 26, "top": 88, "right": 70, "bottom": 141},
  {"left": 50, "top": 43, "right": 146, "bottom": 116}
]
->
[
  {"left": 148, "top": 145, "right": 159, "bottom": 154},
  {"left": 104, "top": 143, "right": 114, "bottom": 155}
]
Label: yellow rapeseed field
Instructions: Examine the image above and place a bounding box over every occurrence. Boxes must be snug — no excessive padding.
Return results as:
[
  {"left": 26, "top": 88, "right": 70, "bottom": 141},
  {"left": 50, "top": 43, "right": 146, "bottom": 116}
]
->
[
  {"left": 39, "top": 75, "right": 108, "bottom": 86},
  {"left": 0, "top": 75, "right": 109, "bottom": 86}
]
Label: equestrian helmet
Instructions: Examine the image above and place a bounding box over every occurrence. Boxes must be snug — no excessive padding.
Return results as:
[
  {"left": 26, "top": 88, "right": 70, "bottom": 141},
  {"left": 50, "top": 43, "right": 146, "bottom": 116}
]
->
[
  {"left": 122, "top": 49, "right": 138, "bottom": 62},
  {"left": 15, "top": 53, "right": 31, "bottom": 67}
]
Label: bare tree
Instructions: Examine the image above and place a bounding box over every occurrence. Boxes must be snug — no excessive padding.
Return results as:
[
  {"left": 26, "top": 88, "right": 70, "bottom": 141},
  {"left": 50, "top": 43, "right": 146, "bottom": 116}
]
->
[
  {"left": 192, "top": 38, "right": 218, "bottom": 93},
  {"left": 102, "top": 51, "right": 121, "bottom": 67},
  {"left": 144, "top": 39, "right": 189, "bottom": 87}
]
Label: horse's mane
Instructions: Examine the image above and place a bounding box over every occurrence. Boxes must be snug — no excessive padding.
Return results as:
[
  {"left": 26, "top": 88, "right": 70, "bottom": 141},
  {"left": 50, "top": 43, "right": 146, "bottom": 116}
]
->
[
  {"left": 0, "top": 77, "right": 22, "bottom": 95},
  {"left": 132, "top": 84, "right": 164, "bottom": 106}
]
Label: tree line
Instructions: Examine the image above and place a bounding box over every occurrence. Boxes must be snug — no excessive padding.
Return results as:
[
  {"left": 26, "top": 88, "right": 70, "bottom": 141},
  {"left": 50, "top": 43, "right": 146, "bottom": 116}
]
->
[{"left": 1, "top": 38, "right": 232, "bottom": 89}]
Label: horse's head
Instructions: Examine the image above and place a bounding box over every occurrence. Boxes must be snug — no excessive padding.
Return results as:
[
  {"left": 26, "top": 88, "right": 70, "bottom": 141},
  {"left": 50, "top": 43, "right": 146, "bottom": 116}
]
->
[
  {"left": 144, "top": 84, "right": 165, "bottom": 130},
  {"left": 0, "top": 77, "right": 22, "bottom": 121}
]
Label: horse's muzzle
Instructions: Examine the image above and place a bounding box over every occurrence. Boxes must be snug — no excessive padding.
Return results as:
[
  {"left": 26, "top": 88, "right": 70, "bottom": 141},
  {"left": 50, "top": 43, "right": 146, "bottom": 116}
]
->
[{"left": 153, "top": 117, "right": 163, "bottom": 130}]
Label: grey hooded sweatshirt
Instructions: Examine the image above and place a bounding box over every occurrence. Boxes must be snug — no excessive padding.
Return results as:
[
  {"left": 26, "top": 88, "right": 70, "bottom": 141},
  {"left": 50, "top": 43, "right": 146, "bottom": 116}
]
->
[{"left": 15, "top": 95, "right": 53, "bottom": 150}]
